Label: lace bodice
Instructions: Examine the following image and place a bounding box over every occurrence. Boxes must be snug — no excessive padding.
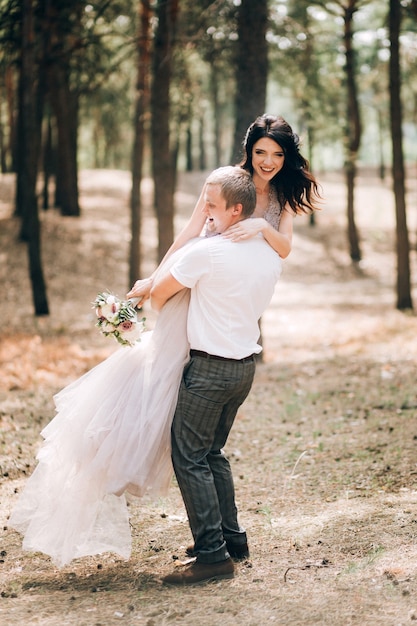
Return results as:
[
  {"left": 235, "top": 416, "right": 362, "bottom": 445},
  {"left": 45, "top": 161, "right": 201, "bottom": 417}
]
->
[{"left": 262, "top": 187, "right": 283, "bottom": 231}]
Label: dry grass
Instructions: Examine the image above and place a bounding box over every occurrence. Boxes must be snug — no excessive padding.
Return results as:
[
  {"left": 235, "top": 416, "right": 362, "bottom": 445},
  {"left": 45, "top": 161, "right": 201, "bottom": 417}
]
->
[{"left": 1, "top": 168, "right": 417, "bottom": 625}]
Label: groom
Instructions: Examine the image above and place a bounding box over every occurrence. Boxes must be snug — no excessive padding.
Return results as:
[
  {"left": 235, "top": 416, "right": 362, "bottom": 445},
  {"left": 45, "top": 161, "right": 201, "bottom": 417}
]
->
[{"left": 150, "top": 166, "right": 282, "bottom": 585}]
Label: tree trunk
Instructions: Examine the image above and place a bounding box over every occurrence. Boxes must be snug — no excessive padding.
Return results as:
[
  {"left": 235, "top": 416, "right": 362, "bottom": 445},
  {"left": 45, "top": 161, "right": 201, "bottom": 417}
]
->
[
  {"left": 49, "top": 64, "right": 80, "bottom": 216},
  {"left": 42, "top": 106, "right": 54, "bottom": 210},
  {"left": 15, "top": 60, "right": 25, "bottom": 219},
  {"left": 231, "top": 0, "right": 268, "bottom": 164},
  {"left": 6, "top": 65, "right": 17, "bottom": 172},
  {"left": 0, "top": 117, "right": 5, "bottom": 173},
  {"left": 377, "top": 108, "right": 386, "bottom": 180},
  {"left": 20, "top": 0, "right": 49, "bottom": 315},
  {"left": 151, "top": 0, "right": 178, "bottom": 262},
  {"left": 344, "top": 1, "right": 361, "bottom": 262},
  {"left": 210, "top": 63, "right": 222, "bottom": 167},
  {"left": 186, "top": 123, "right": 193, "bottom": 172},
  {"left": 129, "top": 0, "right": 151, "bottom": 287},
  {"left": 389, "top": 0, "right": 412, "bottom": 310},
  {"left": 198, "top": 114, "right": 206, "bottom": 171},
  {"left": 306, "top": 125, "right": 316, "bottom": 226},
  {"left": 44, "top": 0, "right": 81, "bottom": 217}
]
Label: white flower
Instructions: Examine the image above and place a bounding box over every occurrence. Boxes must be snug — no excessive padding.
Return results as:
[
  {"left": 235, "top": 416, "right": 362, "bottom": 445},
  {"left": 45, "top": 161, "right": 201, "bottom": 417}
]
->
[
  {"left": 118, "top": 321, "right": 144, "bottom": 345},
  {"left": 99, "top": 300, "right": 121, "bottom": 323},
  {"left": 101, "top": 321, "right": 116, "bottom": 334},
  {"left": 93, "top": 291, "right": 145, "bottom": 346}
]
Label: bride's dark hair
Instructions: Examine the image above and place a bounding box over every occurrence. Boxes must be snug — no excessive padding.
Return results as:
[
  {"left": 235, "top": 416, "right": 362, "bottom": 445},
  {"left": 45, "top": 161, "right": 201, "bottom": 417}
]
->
[{"left": 240, "top": 114, "right": 322, "bottom": 214}]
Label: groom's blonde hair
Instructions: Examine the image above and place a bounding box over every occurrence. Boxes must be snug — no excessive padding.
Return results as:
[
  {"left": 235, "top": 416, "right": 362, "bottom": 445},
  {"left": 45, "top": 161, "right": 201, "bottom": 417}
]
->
[{"left": 205, "top": 166, "right": 256, "bottom": 218}]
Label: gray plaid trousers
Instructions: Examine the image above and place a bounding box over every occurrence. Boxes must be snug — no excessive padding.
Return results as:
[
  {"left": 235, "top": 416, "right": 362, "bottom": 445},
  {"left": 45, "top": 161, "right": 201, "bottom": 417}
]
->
[{"left": 171, "top": 353, "right": 256, "bottom": 564}]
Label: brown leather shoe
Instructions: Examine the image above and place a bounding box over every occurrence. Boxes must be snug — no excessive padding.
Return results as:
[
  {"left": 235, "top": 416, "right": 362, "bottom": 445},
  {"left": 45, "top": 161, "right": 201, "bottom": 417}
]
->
[
  {"left": 186, "top": 541, "right": 249, "bottom": 560},
  {"left": 162, "top": 558, "right": 234, "bottom": 586}
]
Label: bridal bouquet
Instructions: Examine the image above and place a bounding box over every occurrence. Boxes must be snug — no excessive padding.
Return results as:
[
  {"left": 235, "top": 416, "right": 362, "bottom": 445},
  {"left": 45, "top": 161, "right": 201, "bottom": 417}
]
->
[{"left": 93, "top": 292, "right": 146, "bottom": 346}]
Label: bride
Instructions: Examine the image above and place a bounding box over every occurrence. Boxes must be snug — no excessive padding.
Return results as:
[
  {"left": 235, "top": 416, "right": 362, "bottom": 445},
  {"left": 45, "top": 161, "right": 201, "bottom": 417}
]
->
[{"left": 9, "top": 115, "right": 321, "bottom": 567}]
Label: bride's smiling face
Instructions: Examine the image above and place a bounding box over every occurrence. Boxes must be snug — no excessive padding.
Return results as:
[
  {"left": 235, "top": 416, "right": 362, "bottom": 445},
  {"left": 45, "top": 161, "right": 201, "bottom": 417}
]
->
[{"left": 251, "top": 137, "right": 285, "bottom": 185}]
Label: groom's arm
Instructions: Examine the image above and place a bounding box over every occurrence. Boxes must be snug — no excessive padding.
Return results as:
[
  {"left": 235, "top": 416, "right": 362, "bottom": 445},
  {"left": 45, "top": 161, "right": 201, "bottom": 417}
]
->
[{"left": 150, "top": 271, "right": 186, "bottom": 312}]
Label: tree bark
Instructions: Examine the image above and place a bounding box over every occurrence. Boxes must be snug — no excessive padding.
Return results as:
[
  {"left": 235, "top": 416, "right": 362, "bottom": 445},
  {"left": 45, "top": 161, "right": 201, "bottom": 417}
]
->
[
  {"left": 151, "top": 0, "right": 178, "bottom": 261},
  {"left": 129, "top": 0, "right": 151, "bottom": 286},
  {"left": 198, "top": 114, "right": 206, "bottom": 171},
  {"left": 343, "top": 1, "right": 361, "bottom": 262},
  {"left": 185, "top": 123, "right": 193, "bottom": 172},
  {"left": 231, "top": 0, "right": 268, "bottom": 164},
  {"left": 0, "top": 117, "right": 5, "bottom": 173},
  {"left": 49, "top": 64, "right": 80, "bottom": 216},
  {"left": 19, "top": 0, "right": 49, "bottom": 315},
  {"left": 44, "top": 0, "right": 81, "bottom": 216},
  {"left": 209, "top": 62, "right": 222, "bottom": 167},
  {"left": 6, "top": 65, "right": 17, "bottom": 172},
  {"left": 42, "top": 106, "right": 54, "bottom": 210},
  {"left": 389, "top": 0, "right": 412, "bottom": 310}
]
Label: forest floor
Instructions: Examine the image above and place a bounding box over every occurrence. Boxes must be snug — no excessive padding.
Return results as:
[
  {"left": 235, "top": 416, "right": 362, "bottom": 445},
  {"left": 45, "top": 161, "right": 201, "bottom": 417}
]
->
[{"left": 1, "top": 166, "right": 417, "bottom": 625}]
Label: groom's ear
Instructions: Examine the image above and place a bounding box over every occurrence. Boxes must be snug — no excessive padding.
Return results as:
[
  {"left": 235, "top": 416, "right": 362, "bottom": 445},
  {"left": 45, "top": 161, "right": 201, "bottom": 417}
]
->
[{"left": 230, "top": 203, "right": 243, "bottom": 216}]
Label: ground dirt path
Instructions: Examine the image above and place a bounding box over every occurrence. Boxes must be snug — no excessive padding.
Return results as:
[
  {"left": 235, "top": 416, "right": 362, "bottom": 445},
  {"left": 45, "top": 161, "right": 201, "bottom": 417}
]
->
[{"left": 1, "top": 168, "right": 417, "bottom": 625}]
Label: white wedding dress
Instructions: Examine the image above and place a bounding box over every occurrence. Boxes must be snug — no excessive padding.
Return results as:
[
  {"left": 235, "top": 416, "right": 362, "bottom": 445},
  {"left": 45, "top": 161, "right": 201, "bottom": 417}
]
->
[{"left": 9, "top": 246, "right": 193, "bottom": 568}]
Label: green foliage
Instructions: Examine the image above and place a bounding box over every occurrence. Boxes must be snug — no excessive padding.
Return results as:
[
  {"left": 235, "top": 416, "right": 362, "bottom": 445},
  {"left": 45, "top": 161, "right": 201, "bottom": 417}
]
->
[
  {"left": 1, "top": 0, "right": 417, "bottom": 171},
  {"left": 265, "top": 0, "right": 417, "bottom": 169},
  {"left": 0, "top": 0, "right": 21, "bottom": 65}
]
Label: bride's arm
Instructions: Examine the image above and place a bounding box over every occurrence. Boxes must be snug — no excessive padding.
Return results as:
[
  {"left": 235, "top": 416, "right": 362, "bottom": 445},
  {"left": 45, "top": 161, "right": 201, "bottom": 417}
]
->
[
  {"left": 222, "top": 207, "right": 294, "bottom": 259},
  {"left": 127, "top": 186, "right": 207, "bottom": 304},
  {"left": 159, "top": 184, "right": 208, "bottom": 261}
]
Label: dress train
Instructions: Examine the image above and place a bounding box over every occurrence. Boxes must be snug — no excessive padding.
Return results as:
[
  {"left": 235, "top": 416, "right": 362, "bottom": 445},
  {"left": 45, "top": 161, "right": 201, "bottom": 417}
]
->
[{"left": 9, "top": 255, "right": 192, "bottom": 567}]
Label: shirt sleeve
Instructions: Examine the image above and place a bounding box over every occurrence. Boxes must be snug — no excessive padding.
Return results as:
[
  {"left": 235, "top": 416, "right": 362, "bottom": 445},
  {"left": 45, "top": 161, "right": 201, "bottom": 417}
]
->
[{"left": 170, "top": 240, "right": 210, "bottom": 288}]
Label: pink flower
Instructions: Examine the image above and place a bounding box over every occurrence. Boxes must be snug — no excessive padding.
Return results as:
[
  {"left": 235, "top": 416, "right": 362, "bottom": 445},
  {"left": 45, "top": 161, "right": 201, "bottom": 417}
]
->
[
  {"left": 118, "top": 319, "right": 144, "bottom": 344},
  {"left": 119, "top": 321, "right": 134, "bottom": 332}
]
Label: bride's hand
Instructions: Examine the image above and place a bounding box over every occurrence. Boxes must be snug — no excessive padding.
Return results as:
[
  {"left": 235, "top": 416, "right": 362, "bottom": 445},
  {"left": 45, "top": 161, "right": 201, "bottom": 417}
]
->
[
  {"left": 222, "top": 218, "right": 265, "bottom": 241},
  {"left": 126, "top": 277, "right": 153, "bottom": 307}
]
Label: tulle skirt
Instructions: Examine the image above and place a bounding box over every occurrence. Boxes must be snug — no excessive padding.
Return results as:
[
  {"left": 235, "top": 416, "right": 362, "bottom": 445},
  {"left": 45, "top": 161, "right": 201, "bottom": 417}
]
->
[{"left": 9, "top": 282, "right": 191, "bottom": 567}]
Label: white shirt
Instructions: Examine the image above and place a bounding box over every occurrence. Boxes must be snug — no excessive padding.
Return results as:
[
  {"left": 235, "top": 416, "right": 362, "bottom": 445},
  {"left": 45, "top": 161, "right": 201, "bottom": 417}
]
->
[{"left": 170, "top": 234, "right": 282, "bottom": 359}]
